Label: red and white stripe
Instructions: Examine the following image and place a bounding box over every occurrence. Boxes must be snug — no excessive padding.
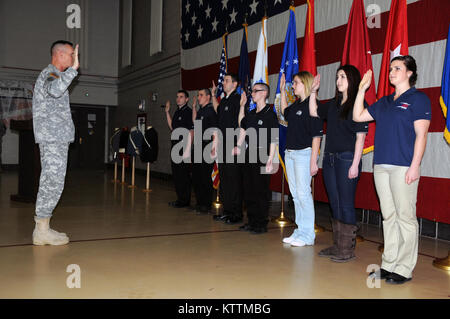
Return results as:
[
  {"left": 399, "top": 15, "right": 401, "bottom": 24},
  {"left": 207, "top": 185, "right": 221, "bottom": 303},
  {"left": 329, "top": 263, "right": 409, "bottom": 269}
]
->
[{"left": 181, "top": 0, "right": 450, "bottom": 223}]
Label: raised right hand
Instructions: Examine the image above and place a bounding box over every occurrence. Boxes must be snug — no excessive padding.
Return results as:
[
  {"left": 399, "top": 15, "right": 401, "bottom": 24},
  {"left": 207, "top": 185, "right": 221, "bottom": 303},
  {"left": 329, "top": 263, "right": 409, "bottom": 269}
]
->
[
  {"left": 359, "top": 70, "right": 372, "bottom": 91},
  {"left": 240, "top": 91, "right": 247, "bottom": 107},
  {"left": 311, "top": 74, "right": 321, "bottom": 93},
  {"left": 211, "top": 81, "right": 217, "bottom": 96},
  {"left": 72, "top": 44, "right": 79, "bottom": 70},
  {"left": 280, "top": 73, "right": 286, "bottom": 91},
  {"left": 165, "top": 100, "right": 171, "bottom": 113}
]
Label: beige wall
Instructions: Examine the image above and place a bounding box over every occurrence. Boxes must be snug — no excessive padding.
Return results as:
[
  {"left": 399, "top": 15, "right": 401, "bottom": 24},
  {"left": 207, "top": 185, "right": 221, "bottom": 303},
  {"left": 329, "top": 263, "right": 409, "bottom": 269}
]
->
[
  {"left": 0, "top": 0, "right": 119, "bottom": 106},
  {"left": 0, "top": 0, "right": 120, "bottom": 165}
]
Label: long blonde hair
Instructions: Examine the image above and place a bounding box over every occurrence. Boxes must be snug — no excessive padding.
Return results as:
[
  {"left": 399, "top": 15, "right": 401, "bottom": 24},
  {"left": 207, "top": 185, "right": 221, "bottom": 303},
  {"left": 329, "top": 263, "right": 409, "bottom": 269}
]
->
[{"left": 293, "top": 71, "right": 314, "bottom": 98}]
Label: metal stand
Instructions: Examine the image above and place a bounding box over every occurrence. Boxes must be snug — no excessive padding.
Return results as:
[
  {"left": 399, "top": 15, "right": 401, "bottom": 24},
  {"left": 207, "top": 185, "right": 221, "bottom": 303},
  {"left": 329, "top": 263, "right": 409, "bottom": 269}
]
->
[
  {"left": 121, "top": 157, "right": 127, "bottom": 185},
  {"left": 143, "top": 163, "right": 152, "bottom": 193},
  {"left": 272, "top": 172, "right": 293, "bottom": 227},
  {"left": 311, "top": 176, "right": 325, "bottom": 233},
  {"left": 128, "top": 157, "right": 137, "bottom": 189},
  {"left": 433, "top": 251, "right": 450, "bottom": 271},
  {"left": 111, "top": 161, "right": 119, "bottom": 183},
  {"left": 212, "top": 185, "right": 222, "bottom": 210}
]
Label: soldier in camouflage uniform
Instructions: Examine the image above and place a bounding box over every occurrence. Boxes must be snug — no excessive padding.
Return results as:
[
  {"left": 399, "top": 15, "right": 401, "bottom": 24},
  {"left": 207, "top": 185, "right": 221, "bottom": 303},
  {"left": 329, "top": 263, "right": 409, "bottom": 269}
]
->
[{"left": 32, "top": 40, "right": 79, "bottom": 246}]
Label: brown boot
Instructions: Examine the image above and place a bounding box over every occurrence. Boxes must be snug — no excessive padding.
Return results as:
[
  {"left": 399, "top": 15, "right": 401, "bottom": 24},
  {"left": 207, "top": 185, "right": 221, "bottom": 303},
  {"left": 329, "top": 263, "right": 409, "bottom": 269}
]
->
[
  {"left": 318, "top": 218, "right": 339, "bottom": 257},
  {"left": 330, "top": 222, "right": 357, "bottom": 263}
]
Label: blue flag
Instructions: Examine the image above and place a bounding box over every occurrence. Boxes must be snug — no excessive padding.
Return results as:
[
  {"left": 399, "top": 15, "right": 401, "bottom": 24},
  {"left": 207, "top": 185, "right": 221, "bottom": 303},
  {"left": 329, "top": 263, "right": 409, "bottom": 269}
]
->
[
  {"left": 441, "top": 25, "right": 450, "bottom": 144},
  {"left": 273, "top": 7, "right": 299, "bottom": 177}
]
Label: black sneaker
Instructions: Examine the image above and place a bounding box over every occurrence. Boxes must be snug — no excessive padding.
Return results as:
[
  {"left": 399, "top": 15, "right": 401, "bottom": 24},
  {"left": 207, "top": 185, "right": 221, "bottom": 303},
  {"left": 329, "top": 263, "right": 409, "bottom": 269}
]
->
[
  {"left": 196, "top": 206, "right": 210, "bottom": 214},
  {"left": 385, "top": 272, "right": 412, "bottom": 285},
  {"left": 170, "top": 201, "right": 189, "bottom": 208},
  {"left": 250, "top": 226, "right": 267, "bottom": 234},
  {"left": 369, "top": 268, "right": 392, "bottom": 280},
  {"left": 213, "top": 214, "right": 229, "bottom": 221},
  {"left": 225, "top": 216, "right": 243, "bottom": 224},
  {"left": 239, "top": 224, "right": 252, "bottom": 231}
]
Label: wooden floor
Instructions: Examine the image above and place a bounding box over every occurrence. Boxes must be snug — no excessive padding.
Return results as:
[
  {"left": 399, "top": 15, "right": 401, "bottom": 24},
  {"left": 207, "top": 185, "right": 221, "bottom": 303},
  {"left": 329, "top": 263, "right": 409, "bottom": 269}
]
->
[{"left": 0, "top": 169, "right": 448, "bottom": 299}]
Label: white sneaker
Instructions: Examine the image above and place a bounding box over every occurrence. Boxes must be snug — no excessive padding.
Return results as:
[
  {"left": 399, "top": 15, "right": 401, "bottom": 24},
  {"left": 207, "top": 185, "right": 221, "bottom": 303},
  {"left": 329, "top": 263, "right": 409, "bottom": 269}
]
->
[
  {"left": 291, "top": 239, "right": 311, "bottom": 247},
  {"left": 282, "top": 233, "right": 298, "bottom": 244}
]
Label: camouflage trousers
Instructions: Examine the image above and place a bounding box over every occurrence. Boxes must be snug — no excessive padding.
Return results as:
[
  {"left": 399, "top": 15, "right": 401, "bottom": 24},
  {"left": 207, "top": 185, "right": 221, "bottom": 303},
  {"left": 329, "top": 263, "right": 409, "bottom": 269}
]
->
[{"left": 35, "top": 143, "right": 69, "bottom": 219}]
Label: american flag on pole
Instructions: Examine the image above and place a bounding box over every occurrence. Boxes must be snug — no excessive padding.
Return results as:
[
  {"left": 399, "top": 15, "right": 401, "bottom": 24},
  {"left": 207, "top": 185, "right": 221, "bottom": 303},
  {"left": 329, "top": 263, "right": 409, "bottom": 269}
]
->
[
  {"left": 216, "top": 33, "right": 228, "bottom": 99},
  {"left": 211, "top": 32, "right": 228, "bottom": 188}
]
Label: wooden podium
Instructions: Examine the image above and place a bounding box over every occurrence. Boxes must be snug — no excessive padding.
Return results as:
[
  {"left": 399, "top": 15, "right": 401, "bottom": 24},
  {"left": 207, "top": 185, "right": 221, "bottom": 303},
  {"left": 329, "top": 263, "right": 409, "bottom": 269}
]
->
[{"left": 9, "top": 120, "right": 41, "bottom": 203}]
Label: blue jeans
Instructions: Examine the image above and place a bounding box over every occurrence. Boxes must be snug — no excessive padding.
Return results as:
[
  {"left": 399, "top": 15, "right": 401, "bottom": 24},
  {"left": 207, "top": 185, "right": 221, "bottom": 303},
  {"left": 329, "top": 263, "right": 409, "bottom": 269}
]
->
[
  {"left": 322, "top": 151, "right": 361, "bottom": 225},
  {"left": 285, "top": 148, "right": 315, "bottom": 244}
]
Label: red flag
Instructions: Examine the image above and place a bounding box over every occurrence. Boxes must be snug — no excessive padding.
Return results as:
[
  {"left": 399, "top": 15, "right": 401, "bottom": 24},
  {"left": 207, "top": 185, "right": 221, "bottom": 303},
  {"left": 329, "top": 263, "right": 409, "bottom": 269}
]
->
[
  {"left": 299, "top": 0, "right": 317, "bottom": 76},
  {"left": 377, "top": 0, "right": 409, "bottom": 99},
  {"left": 341, "top": 0, "right": 377, "bottom": 153}
]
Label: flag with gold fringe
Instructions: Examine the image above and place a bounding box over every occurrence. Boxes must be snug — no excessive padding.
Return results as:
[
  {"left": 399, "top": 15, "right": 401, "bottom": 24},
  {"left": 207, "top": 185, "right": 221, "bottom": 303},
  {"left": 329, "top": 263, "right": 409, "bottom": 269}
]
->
[{"left": 440, "top": 25, "right": 450, "bottom": 144}]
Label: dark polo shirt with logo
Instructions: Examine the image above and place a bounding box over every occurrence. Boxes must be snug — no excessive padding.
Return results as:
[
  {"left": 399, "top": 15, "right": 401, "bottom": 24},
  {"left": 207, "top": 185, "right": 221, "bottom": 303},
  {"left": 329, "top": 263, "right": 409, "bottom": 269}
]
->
[{"left": 368, "top": 87, "right": 431, "bottom": 166}]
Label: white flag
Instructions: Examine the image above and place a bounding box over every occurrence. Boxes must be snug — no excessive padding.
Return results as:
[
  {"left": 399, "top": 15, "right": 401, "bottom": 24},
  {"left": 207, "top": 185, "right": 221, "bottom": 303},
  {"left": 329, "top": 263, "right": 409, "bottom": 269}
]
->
[{"left": 252, "top": 17, "right": 268, "bottom": 85}]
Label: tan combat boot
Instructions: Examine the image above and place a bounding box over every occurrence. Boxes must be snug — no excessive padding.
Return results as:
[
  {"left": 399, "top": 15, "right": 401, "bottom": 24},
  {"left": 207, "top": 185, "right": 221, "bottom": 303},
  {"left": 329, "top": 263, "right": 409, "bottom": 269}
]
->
[{"left": 33, "top": 217, "right": 69, "bottom": 246}]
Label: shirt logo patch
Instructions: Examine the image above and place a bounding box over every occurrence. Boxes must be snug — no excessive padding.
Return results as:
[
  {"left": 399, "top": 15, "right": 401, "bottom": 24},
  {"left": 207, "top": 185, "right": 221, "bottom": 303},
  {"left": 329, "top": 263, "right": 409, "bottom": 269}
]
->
[
  {"left": 258, "top": 120, "right": 263, "bottom": 125},
  {"left": 296, "top": 110, "right": 302, "bottom": 116},
  {"left": 396, "top": 102, "right": 410, "bottom": 110},
  {"left": 178, "top": 117, "right": 182, "bottom": 120},
  {"left": 224, "top": 106, "right": 229, "bottom": 111}
]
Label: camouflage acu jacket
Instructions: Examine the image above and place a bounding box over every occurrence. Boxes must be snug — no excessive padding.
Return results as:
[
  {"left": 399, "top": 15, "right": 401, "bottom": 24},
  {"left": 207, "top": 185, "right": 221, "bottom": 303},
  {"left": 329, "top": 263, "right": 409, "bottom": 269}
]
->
[{"left": 32, "top": 64, "right": 78, "bottom": 143}]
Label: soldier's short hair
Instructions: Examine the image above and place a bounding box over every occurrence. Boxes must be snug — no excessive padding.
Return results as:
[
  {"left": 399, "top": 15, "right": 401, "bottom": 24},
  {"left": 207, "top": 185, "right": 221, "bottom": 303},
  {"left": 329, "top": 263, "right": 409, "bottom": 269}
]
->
[
  {"left": 50, "top": 40, "right": 74, "bottom": 56},
  {"left": 177, "top": 89, "right": 189, "bottom": 98},
  {"left": 201, "top": 88, "right": 211, "bottom": 97},
  {"left": 225, "top": 73, "right": 239, "bottom": 84},
  {"left": 253, "top": 82, "right": 270, "bottom": 100}
]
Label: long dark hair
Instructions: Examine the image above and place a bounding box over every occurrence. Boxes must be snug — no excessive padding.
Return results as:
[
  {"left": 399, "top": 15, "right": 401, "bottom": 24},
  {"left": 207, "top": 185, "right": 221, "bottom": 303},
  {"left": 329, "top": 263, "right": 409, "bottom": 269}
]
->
[{"left": 335, "top": 65, "right": 361, "bottom": 120}]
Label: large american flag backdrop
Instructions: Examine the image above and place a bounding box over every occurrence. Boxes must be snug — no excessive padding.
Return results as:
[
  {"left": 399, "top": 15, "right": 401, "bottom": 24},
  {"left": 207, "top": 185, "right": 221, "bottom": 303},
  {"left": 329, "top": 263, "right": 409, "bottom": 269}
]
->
[{"left": 181, "top": 0, "right": 450, "bottom": 224}]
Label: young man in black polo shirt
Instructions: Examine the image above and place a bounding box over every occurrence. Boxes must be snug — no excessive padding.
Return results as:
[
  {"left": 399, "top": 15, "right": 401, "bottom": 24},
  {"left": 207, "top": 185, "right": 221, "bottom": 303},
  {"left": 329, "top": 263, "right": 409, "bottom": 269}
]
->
[
  {"left": 165, "top": 90, "right": 193, "bottom": 208},
  {"left": 211, "top": 73, "right": 244, "bottom": 224},
  {"left": 233, "top": 83, "right": 279, "bottom": 234},
  {"left": 191, "top": 88, "right": 218, "bottom": 213}
]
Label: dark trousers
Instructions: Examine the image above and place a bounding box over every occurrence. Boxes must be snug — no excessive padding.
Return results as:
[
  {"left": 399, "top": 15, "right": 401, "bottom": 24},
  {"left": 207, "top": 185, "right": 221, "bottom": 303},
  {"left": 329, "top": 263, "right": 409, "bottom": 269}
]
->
[
  {"left": 218, "top": 162, "right": 243, "bottom": 218},
  {"left": 192, "top": 161, "right": 213, "bottom": 208},
  {"left": 322, "top": 151, "right": 361, "bottom": 225},
  {"left": 171, "top": 160, "right": 192, "bottom": 205},
  {"left": 243, "top": 163, "right": 271, "bottom": 228}
]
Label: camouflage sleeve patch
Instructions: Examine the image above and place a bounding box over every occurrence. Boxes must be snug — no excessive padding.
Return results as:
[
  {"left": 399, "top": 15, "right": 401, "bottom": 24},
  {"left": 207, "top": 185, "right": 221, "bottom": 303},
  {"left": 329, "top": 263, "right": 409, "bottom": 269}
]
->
[{"left": 47, "top": 73, "right": 60, "bottom": 82}]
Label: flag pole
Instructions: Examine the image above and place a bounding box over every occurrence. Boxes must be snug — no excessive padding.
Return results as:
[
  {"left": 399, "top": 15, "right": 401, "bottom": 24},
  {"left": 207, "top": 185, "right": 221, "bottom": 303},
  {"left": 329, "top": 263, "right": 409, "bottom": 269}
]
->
[
  {"left": 312, "top": 177, "right": 325, "bottom": 233},
  {"left": 272, "top": 169, "right": 293, "bottom": 227},
  {"left": 433, "top": 251, "right": 450, "bottom": 271},
  {"left": 213, "top": 184, "right": 222, "bottom": 210}
]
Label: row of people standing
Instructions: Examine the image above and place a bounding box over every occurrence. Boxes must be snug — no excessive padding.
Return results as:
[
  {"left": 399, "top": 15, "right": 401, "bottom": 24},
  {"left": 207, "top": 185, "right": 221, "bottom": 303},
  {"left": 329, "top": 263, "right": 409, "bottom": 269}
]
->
[
  {"left": 165, "top": 74, "right": 278, "bottom": 234},
  {"left": 165, "top": 55, "right": 430, "bottom": 285},
  {"left": 164, "top": 88, "right": 218, "bottom": 214},
  {"left": 279, "top": 55, "right": 430, "bottom": 285}
]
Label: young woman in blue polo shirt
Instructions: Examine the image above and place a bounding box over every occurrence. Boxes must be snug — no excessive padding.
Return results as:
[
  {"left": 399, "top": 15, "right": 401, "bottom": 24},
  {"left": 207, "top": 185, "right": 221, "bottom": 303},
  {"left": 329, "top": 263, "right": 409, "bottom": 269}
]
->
[
  {"left": 280, "top": 72, "right": 323, "bottom": 247},
  {"left": 309, "top": 65, "right": 368, "bottom": 263},
  {"left": 353, "top": 55, "right": 431, "bottom": 285}
]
